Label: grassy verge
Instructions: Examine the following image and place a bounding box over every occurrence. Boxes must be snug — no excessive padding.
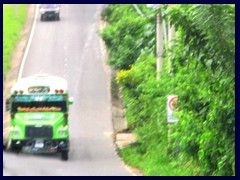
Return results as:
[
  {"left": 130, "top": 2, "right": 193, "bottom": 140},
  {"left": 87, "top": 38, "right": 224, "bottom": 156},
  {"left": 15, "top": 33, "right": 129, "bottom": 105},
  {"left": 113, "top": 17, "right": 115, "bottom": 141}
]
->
[
  {"left": 3, "top": 4, "right": 28, "bottom": 79},
  {"left": 118, "top": 143, "right": 202, "bottom": 176}
]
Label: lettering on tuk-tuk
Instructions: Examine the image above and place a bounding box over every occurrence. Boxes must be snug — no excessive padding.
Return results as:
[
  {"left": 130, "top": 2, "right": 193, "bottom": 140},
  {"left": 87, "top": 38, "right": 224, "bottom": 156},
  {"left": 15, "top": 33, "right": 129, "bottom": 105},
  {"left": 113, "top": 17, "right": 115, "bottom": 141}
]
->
[{"left": 17, "top": 106, "right": 62, "bottom": 112}]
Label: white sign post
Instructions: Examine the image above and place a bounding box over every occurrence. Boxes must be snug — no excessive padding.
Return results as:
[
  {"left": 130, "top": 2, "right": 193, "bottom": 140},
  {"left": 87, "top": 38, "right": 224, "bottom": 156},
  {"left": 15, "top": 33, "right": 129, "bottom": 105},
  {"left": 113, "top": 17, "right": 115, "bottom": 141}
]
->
[
  {"left": 167, "top": 95, "right": 178, "bottom": 145},
  {"left": 167, "top": 95, "right": 178, "bottom": 123}
]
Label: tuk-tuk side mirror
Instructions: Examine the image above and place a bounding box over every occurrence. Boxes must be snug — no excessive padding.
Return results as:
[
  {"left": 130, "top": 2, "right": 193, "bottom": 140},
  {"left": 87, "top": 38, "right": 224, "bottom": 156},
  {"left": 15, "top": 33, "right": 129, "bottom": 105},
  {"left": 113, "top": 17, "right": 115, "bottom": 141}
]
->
[
  {"left": 6, "top": 98, "right": 10, "bottom": 111},
  {"left": 68, "top": 97, "right": 74, "bottom": 105}
]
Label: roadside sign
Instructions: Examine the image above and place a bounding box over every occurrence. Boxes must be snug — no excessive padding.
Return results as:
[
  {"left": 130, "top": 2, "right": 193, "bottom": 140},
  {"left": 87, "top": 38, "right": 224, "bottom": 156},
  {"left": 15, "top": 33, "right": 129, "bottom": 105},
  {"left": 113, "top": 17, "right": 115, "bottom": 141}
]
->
[{"left": 167, "top": 95, "right": 178, "bottom": 123}]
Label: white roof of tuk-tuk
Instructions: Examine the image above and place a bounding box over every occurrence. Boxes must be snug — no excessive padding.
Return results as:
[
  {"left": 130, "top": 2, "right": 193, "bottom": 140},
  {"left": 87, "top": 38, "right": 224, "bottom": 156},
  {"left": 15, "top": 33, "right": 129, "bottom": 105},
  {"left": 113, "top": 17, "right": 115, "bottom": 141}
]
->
[{"left": 11, "top": 74, "right": 68, "bottom": 95}]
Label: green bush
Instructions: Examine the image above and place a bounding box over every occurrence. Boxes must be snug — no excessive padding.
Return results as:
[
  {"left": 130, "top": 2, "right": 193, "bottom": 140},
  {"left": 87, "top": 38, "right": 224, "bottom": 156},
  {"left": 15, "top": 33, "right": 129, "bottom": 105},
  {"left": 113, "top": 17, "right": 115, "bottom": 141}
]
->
[
  {"left": 100, "top": 4, "right": 235, "bottom": 176},
  {"left": 165, "top": 4, "right": 235, "bottom": 175},
  {"left": 100, "top": 5, "right": 155, "bottom": 70}
]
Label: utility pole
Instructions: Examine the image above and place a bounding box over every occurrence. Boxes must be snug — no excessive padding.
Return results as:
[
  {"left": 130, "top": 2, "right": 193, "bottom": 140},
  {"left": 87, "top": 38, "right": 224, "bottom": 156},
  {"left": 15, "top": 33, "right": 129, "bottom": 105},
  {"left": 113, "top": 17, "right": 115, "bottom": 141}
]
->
[
  {"left": 156, "top": 12, "right": 164, "bottom": 80},
  {"left": 167, "top": 4, "right": 176, "bottom": 74},
  {"left": 147, "top": 4, "right": 164, "bottom": 80},
  {"left": 162, "top": 11, "right": 168, "bottom": 50},
  {"left": 168, "top": 4, "right": 175, "bottom": 48},
  {"left": 168, "top": 23, "right": 175, "bottom": 48}
]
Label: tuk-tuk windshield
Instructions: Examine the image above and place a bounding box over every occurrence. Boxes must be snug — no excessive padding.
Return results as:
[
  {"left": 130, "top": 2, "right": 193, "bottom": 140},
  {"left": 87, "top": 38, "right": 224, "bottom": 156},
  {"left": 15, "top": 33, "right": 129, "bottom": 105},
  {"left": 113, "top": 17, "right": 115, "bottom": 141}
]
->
[{"left": 11, "top": 95, "right": 67, "bottom": 113}]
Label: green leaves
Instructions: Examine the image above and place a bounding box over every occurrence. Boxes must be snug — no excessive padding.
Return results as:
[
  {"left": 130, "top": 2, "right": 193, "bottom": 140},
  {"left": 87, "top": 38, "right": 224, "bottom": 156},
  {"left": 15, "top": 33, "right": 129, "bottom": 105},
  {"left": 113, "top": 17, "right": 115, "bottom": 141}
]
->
[
  {"left": 100, "top": 5, "right": 154, "bottom": 70},
  {"left": 165, "top": 4, "right": 235, "bottom": 175},
  {"left": 100, "top": 4, "right": 235, "bottom": 176}
]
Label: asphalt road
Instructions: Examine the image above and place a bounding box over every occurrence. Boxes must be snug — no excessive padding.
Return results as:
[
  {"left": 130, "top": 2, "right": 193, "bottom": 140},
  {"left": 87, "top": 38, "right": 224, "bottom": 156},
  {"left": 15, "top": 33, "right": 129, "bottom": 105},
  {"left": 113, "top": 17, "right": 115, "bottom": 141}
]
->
[{"left": 3, "top": 4, "right": 131, "bottom": 176}]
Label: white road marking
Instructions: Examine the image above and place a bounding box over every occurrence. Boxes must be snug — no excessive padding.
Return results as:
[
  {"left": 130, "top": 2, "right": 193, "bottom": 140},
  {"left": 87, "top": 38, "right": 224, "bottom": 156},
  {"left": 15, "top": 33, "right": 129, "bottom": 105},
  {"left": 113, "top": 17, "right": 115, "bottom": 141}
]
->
[{"left": 17, "top": 5, "right": 38, "bottom": 80}]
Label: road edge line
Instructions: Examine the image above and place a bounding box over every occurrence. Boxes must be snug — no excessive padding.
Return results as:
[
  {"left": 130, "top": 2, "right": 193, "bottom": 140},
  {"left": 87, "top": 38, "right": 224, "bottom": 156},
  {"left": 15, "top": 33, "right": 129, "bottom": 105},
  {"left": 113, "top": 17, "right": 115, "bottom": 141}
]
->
[{"left": 17, "top": 4, "right": 38, "bottom": 80}]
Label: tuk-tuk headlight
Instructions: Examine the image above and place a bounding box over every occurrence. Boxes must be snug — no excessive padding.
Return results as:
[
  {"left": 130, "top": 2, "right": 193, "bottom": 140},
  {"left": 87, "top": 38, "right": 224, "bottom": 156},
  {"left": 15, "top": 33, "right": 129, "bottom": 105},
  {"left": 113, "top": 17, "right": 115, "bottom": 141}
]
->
[
  {"left": 58, "top": 130, "right": 66, "bottom": 136},
  {"left": 12, "top": 131, "right": 20, "bottom": 137}
]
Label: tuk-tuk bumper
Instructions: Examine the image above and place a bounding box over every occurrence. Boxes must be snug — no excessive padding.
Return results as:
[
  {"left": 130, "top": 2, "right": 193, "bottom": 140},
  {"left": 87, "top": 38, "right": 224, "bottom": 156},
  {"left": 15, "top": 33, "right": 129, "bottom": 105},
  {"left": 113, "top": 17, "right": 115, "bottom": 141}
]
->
[{"left": 11, "top": 139, "right": 69, "bottom": 153}]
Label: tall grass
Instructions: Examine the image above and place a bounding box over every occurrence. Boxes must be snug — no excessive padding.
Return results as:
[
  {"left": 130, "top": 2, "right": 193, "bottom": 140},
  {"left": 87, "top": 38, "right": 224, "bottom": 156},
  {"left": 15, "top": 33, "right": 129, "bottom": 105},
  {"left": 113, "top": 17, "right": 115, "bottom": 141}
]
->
[
  {"left": 118, "top": 143, "right": 202, "bottom": 176},
  {"left": 3, "top": 4, "right": 27, "bottom": 79}
]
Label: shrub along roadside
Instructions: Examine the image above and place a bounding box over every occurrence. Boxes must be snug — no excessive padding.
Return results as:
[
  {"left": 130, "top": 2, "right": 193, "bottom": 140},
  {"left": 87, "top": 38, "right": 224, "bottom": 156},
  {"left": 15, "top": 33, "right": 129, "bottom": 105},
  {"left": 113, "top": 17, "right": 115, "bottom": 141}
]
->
[
  {"left": 100, "top": 4, "right": 235, "bottom": 176},
  {"left": 3, "top": 4, "right": 28, "bottom": 79},
  {"left": 100, "top": 4, "right": 155, "bottom": 70},
  {"left": 116, "top": 51, "right": 203, "bottom": 176}
]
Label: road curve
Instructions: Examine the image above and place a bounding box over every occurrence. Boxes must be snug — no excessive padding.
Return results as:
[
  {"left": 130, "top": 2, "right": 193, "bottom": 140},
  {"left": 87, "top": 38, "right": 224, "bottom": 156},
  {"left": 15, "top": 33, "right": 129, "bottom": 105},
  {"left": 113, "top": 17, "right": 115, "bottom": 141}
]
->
[{"left": 3, "top": 4, "right": 132, "bottom": 176}]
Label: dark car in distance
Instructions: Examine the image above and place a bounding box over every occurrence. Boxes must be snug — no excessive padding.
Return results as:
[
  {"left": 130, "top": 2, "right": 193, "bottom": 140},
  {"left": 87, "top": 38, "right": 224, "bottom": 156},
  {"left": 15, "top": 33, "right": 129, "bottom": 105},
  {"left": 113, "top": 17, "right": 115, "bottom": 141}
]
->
[{"left": 39, "top": 4, "right": 61, "bottom": 21}]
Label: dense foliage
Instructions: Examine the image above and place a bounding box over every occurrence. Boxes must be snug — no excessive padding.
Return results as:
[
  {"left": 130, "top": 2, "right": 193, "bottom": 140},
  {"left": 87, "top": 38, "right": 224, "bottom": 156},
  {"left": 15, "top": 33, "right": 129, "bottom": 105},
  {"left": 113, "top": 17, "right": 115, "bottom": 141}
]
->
[
  {"left": 101, "top": 5, "right": 155, "bottom": 69},
  {"left": 100, "top": 4, "right": 235, "bottom": 176}
]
